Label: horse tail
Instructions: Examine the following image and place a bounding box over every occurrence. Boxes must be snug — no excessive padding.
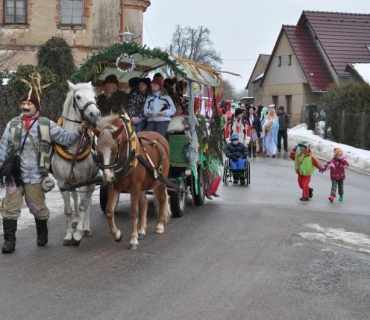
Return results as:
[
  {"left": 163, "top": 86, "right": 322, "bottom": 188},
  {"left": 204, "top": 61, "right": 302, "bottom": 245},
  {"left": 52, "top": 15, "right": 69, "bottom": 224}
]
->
[{"left": 153, "top": 187, "right": 172, "bottom": 223}]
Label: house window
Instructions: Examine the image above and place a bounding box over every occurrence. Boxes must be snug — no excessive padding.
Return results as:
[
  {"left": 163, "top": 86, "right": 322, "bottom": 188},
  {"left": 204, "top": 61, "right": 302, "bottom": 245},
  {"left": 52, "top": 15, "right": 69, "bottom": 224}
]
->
[
  {"left": 285, "top": 95, "right": 292, "bottom": 114},
  {"left": 288, "top": 55, "right": 292, "bottom": 66},
  {"left": 60, "top": 0, "right": 83, "bottom": 25},
  {"left": 4, "top": 0, "right": 27, "bottom": 24},
  {"left": 272, "top": 96, "right": 278, "bottom": 107},
  {"left": 278, "top": 56, "right": 282, "bottom": 67},
  {"left": 367, "top": 44, "right": 370, "bottom": 53}
]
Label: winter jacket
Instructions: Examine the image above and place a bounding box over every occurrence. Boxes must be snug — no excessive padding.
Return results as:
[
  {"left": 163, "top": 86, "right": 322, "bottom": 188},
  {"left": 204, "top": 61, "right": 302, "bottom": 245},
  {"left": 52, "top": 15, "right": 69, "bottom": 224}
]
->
[
  {"left": 228, "top": 117, "right": 248, "bottom": 142},
  {"left": 143, "top": 91, "right": 176, "bottom": 122},
  {"left": 127, "top": 88, "right": 148, "bottom": 119},
  {"left": 0, "top": 114, "right": 80, "bottom": 184},
  {"left": 97, "top": 89, "right": 128, "bottom": 117},
  {"left": 225, "top": 142, "right": 249, "bottom": 160},
  {"left": 290, "top": 149, "right": 322, "bottom": 176},
  {"left": 244, "top": 113, "right": 262, "bottom": 133},
  {"left": 278, "top": 112, "right": 290, "bottom": 131},
  {"left": 322, "top": 157, "right": 349, "bottom": 180}
]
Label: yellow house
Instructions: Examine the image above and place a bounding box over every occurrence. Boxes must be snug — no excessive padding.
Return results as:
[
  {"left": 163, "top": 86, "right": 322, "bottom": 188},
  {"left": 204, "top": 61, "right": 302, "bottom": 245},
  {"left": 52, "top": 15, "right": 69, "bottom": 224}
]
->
[
  {"left": 259, "top": 11, "right": 370, "bottom": 125},
  {"left": 0, "top": 0, "right": 150, "bottom": 71}
]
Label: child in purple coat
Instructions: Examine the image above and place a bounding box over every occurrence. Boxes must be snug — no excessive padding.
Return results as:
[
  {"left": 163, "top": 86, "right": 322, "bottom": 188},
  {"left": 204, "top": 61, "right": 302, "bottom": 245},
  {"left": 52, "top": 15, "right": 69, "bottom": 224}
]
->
[{"left": 319, "top": 148, "right": 349, "bottom": 202}]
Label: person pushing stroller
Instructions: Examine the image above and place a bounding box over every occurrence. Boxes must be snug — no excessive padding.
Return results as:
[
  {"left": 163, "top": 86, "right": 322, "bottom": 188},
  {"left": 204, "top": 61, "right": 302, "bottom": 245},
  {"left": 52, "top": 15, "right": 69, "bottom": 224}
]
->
[{"left": 225, "top": 133, "right": 249, "bottom": 185}]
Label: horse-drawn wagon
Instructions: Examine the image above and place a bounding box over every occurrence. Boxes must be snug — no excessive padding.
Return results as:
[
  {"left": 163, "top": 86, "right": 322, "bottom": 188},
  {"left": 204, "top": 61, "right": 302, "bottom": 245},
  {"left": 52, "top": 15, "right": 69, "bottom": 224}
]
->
[{"left": 69, "top": 42, "right": 229, "bottom": 219}]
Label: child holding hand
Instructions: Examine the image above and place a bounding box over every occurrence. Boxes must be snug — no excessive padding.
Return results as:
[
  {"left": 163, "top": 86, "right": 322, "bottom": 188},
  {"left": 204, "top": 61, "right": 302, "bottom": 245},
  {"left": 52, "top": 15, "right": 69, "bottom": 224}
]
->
[{"left": 319, "top": 148, "right": 349, "bottom": 202}]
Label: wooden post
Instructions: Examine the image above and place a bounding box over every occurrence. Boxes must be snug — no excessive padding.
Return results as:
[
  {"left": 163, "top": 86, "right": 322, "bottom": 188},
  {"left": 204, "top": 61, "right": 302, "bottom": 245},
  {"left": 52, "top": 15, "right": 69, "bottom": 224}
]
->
[
  {"left": 360, "top": 112, "right": 366, "bottom": 149},
  {"left": 340, "top": 109, "right": 345, "bottom": 143}
]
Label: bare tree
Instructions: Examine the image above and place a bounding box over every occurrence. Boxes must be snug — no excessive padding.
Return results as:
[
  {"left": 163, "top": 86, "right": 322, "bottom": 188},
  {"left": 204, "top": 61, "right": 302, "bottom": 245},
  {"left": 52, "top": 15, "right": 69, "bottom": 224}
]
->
[
  {"left": 0, "top": 31, "right": 26, "bottom": 71},
  {"left": 169, "top": 25, "right": 222, "bottom": 69}
]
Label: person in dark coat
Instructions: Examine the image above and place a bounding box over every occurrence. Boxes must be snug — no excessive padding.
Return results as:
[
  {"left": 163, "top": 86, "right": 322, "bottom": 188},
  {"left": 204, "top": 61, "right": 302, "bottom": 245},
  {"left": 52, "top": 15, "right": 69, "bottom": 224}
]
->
[
  {"left": 244, "top": 104, "right": 262, "bottom": 157},
  {"left": 277, "top": 106, "right": 290, "bottom": 152},
  {"left": 97, "top": 74, "right": 128, "bottom": 117},
  {"left": 225, "top": 133, "right": 249, "bottom": 185}
]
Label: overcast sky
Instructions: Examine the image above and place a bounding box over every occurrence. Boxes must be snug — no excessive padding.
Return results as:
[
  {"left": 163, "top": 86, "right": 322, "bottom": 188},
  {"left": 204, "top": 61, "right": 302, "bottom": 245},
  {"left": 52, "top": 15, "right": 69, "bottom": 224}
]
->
[{"left": 142, "top": 0, "right": 370, "bottom": 91}]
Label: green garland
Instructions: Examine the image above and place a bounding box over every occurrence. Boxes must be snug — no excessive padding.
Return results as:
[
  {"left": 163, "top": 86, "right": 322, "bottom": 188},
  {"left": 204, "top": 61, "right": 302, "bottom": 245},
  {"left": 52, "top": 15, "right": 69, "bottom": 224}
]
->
[{"left": 71, "top": 42, "right": 187, "bottom": 84}]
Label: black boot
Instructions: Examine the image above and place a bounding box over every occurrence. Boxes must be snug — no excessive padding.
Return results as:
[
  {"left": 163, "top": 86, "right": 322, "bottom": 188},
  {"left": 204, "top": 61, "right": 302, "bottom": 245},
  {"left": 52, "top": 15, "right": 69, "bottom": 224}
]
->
[
  {"left": 252, "top": 146, "right": 257, "bottom": 157},
  {"left": 35, "top": 218, "right": 48, "bottom": 247},
  {"left": 248, "top": 147, "right": 252, "bottom": 158},
  {"left": 2, "top": 219, "right": 17, "bottom": 254}
]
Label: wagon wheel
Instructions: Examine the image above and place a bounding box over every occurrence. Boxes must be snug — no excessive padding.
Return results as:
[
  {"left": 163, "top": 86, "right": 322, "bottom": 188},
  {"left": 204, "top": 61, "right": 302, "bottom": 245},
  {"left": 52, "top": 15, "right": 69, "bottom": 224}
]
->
[
  {"left": 222, "top": 160, "right": 229, "bottom": 186},
  {"left": 99, "top": 184, "right": 120, "bottom": 213},
  {"left": 247, "top": 161, "right": 251, "bottom": 186},
  {"left": 193, "top": 167, "right": 206, "bottom": 206},
  {"left": 169, "top": 179, "right": 187, "bottom": 218}
]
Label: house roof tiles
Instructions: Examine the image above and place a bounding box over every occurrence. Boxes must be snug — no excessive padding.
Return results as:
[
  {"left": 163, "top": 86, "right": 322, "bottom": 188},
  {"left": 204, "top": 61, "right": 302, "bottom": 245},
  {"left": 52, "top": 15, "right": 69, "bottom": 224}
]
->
[
  {"left": 283, "top": 25, "right": 333, "bottom": 91},
  {"left": 299, "top": 11, "right": 370, "bottom": 75}
]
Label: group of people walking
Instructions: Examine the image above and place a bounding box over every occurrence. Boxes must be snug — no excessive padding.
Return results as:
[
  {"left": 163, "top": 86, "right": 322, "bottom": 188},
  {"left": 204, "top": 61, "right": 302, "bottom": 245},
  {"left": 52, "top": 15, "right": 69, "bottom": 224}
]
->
[{"left": 222, "top": 102, "right": 290, "bottom": 158}]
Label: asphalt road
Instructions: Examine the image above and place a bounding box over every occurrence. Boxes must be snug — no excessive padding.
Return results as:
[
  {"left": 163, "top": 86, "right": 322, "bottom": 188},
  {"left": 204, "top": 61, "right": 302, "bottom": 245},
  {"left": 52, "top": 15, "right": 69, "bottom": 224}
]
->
[{"left": 1, "top": 152, "right": 370, "bottom": 320}]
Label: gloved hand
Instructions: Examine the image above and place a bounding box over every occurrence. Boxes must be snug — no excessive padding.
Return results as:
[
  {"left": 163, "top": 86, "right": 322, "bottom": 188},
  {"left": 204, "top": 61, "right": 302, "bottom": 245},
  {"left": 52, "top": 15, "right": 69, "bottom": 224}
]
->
[
  {"left": 241, "top": 155, "right": 247, "bottom": 159},
  {"left": 231, "top": 156, "right": 238, "bottom": 162},
  {"left": 292, "top": 145, "right": 299, "bottom": 152},
  {"left": 319, "top": 168, "right": 325, "bottom": 173},
  {"left": 131, "top": 117, "right": 141, "bottom": 124},
  {"left": 343, "top": 165, "right": 348, "bottom": 169},
  {"left": 257, "top": 132, "right": 261, "bottom": 138}
]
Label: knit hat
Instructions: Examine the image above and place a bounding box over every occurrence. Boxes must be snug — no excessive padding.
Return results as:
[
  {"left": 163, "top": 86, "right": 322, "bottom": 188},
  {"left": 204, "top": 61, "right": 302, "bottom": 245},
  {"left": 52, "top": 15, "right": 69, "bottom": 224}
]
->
[
  {"left": 151, "top": 77, "right": 163, "bottom": 87},
  {"left": 298, "top": 141, "right": 310, "bottom": 148},
  {"left": 334, "top": 148, "right": 342, "bottom": 155},
  {"left": 104, "top": 74, "right": 119, "bottom": 86},
  {"left": 230, "top": 133, "right": 239, "bottom": 141},
  {"left": 21, "top": 89, "right": 40, "bottom": 109},
  {"left": 235, "top": 108, "right": 244, "bottom": 117},
  {"left": 278, "top": 106, "right": 284, "bottom": 111},
  {"left": 128, "top": 77, "right": 140, "bottom": 88},
  {"left": 138, "top": 77, "right": 151, "bottom": 88}
]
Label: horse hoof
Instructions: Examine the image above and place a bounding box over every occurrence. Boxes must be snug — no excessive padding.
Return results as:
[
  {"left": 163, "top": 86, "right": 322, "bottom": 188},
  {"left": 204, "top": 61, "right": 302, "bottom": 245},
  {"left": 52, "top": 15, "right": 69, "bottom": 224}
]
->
[
  {"left": 129, "top": 243, "right": 138, "bottom": 250},
  {"left": 114, "top": 232, "right": 122, "bottom": 242},
  {"left": 72, "top": 222, "right": 78, "bottom": 229},
  {"left": 138, "top": 233, "right": 145, "bottom": 240},
  {"left": 72, "top": 238, "right": 81, "bottom": 246},
  {"left": 83, "top": 230, "right": 91, "bottom": 237},
  {"left": 63, "top": 239, "right": 73, "bottom": 246},
  {"left": 156, "top": 227, "right": 164, "bottom": 234}
]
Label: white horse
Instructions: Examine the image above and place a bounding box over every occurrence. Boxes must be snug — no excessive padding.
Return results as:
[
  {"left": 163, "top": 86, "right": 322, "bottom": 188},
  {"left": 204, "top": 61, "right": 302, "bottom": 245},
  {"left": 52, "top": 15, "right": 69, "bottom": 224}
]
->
[{"left": 52, "top": 81, "right": 101, "bottom": 246}]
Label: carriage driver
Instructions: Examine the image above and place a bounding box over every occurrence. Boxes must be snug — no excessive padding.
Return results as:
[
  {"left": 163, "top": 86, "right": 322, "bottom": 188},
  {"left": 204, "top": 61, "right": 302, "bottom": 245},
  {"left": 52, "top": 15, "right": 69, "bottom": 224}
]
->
[
  {"left": 0, "top": 88, "right": 86, "bottom": 254},
  {"left": 97, "top": 74, "right": 128, "bottom": 117}
]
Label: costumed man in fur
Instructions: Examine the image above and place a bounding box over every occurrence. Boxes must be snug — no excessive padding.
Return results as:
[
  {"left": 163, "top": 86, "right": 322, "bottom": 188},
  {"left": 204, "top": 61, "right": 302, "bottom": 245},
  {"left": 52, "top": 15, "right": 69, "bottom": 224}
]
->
[
  {"left": 0, "top": 76, "right": 86, "bottom": 254},
  {"left": 290, "top": 141, "right": 323, "bottom": 201},
  {"left": 228, "top": 108, "right": 248, "bottom": 145},
  {"left": 319, "top": 147, "right": 349, "bottom": 203},
  {"left": 244, "top": 104, "right": 262, "bottom": 157}
]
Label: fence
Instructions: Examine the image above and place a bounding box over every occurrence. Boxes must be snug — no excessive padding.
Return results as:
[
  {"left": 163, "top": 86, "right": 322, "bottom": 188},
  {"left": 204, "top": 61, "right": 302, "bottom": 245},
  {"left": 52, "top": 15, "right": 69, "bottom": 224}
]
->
[{"left": 301, "top": 107, "right": 370, "bottom": 150}]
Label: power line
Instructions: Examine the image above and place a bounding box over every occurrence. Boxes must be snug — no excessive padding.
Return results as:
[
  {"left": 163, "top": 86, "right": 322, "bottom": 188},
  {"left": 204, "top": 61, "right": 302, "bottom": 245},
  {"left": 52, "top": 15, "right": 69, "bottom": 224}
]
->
[{"left": 143, "top": 20, "right": 156, "bottom": 47}]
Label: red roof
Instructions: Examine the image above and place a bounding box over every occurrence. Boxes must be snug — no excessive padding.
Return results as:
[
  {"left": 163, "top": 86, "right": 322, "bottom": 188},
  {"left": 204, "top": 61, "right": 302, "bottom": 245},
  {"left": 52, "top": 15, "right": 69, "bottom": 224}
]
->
[
  {"left": 299, "top": 11, "right": 370, "bottom": 75},
  {"left": 284, "top": 25, "right": 333, "bottom": 92}
]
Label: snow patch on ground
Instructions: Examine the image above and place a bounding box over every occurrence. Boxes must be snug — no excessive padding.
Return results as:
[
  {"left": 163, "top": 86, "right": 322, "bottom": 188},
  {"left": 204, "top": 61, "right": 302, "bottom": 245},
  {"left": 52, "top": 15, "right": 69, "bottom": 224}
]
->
[{"left": 298, "top": 223, "right": 370, "bottom": 255}]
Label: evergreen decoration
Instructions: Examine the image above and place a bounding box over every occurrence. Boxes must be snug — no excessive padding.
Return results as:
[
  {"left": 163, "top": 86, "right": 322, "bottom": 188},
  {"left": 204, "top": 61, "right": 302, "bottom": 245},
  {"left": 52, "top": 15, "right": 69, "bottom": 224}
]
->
[
  {"left": 37, "top": 36, "right": 76, "bottom": 81},
  {"left": 116, "top": 53, "right": 136, "bottom": 73},
  {"left": 71, "top": 42, "right": 187, "bottom": 84}
]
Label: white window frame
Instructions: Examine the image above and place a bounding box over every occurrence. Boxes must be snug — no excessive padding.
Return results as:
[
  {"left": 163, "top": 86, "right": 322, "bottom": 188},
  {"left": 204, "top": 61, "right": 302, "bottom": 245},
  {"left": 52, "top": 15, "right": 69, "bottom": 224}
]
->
[
  {"left": 4, "top": 0, "right": 27, "bottom": 24},
  {"left": 60, "top": 0, "right": 84, "bottom": 25}
]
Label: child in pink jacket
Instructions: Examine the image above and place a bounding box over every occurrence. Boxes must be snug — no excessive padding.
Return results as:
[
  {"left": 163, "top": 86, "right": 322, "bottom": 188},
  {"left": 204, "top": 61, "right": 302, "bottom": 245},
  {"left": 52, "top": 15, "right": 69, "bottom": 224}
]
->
[{"left": 319, "top": 148, "right": 349, "bottom": 202}]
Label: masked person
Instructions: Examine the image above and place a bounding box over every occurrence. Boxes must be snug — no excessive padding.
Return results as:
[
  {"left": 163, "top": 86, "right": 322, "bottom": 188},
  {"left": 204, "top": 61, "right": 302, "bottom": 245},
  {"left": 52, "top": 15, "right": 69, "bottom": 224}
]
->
[{"left": 0, "top": 89, "right": 86, "bottom": 254}]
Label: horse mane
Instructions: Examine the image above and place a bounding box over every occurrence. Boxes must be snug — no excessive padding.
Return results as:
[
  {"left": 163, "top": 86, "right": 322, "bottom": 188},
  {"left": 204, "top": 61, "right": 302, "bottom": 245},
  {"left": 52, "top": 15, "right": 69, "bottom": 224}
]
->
[{"left": 96, "top": 115, "right": 122, "bottom": 150}]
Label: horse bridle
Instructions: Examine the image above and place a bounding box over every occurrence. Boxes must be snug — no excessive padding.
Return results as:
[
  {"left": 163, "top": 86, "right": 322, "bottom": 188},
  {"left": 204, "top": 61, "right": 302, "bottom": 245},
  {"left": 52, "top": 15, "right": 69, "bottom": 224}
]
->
[{"left": 72, "top": 89, "right": 98, "bottom": 122}]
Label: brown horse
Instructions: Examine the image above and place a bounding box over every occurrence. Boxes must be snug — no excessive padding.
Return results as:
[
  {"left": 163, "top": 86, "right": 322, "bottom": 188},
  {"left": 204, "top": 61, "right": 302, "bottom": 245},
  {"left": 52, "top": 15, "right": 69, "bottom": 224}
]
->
[{"left": 92, "top": 114, "right": 171, "bottom": 249}]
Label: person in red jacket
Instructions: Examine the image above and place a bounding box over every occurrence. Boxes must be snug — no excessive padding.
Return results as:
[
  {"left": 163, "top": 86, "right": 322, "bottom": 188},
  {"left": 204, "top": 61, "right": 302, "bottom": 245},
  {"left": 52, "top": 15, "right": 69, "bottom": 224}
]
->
[
  {"left": 290, "top": 141, "right": 322, "bottom": 201},
  {"left": 319, "top": 147, "right": 349, "bottom": 202}
]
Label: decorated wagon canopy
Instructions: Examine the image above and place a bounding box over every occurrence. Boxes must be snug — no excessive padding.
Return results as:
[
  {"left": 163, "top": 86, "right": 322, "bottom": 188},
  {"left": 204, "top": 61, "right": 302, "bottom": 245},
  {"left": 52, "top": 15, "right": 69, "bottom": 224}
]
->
[{"left": 71, "top": 42, "right": 237, "bottom": 88}]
